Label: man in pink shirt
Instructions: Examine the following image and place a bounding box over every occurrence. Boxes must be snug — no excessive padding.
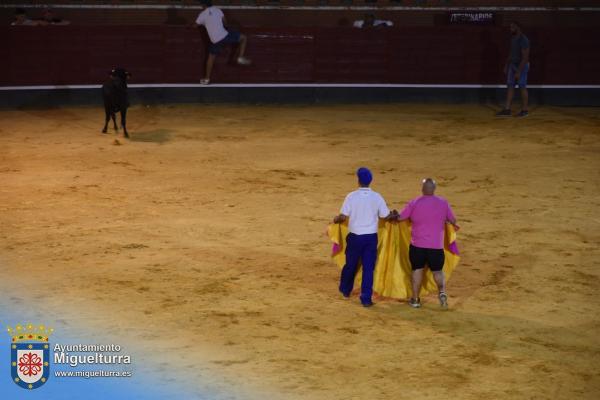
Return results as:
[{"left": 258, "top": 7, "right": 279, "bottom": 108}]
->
[{"left": 397, "top": 178, "right": 458, "bottom": 309}]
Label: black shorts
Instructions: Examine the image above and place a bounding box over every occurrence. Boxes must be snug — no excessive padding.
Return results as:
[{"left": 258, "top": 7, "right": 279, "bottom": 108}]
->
[
  {"left": 409, "top": 245, "right": 445, "bottom": 272},
  {"left": 208, "top": 30, "right": 241, "bottom": 55}
]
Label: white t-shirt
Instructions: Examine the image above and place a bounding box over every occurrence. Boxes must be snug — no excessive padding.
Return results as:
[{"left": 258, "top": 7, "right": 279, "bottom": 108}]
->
[
  {"left": 340, "top": 188, "right": 390, "bottom": 235},
  {"left": 195, "top": 6, "right": 228, "bottom": 44}
]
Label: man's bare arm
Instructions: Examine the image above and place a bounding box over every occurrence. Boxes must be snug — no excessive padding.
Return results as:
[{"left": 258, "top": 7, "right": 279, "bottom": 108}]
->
[{"left": 517, "top": 47, "right": 530, "bottom": 75}]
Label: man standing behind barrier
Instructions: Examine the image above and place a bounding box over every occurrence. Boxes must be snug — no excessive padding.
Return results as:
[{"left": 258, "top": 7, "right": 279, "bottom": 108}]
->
[
  {"left": 396, "top": 179, "right": 458, "bottom": 309},
  {"left": 496, "top": 21, "right": 530, "bottom": 118},
  {"left": 333, "top": 168, "right": 395, "bottom": 307},
  {"left": 195, "top": 0, "right": 251, "bottom": 85}
]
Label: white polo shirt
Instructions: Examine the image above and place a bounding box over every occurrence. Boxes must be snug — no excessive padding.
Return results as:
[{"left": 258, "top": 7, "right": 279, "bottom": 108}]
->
[
  {"left": 340, "top": 188, "right": 390, "bottom": 235},
  {"left": 195, "top": 6, "right": 228, "bottom": 44}
]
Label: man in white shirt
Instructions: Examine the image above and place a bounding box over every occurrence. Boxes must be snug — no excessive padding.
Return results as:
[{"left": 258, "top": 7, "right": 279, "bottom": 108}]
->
[
  {"left": 195, "top": 0, "right": 251, "bottom": 85},
  {"left": 333, "top": 167, "right": 396, "bottom": 307}
]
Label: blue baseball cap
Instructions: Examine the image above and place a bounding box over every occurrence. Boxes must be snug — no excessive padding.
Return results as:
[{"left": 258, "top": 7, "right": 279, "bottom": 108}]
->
[{"left": 357, "top": 167, "right": 373, "bottom": 186}]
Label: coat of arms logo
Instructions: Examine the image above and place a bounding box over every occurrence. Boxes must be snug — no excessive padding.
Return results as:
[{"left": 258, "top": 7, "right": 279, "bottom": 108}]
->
[{"left": 7, "top": 323, "right": 53, "bottom": 390}]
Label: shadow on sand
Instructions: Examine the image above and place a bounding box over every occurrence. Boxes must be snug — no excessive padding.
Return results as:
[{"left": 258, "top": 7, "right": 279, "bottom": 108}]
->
[{"left": 129, "top": 129, "right": 171, "bottom": 143}]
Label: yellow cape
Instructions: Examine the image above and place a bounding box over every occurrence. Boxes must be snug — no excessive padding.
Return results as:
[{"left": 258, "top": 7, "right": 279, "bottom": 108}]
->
[{"left": 327, "top": 221, "right": 460, "bottom": 299}]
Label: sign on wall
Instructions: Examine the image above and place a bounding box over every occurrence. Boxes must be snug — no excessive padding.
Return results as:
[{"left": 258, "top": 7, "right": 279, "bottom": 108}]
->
[{"left": 448, "top": 12, "right": 495, "bottom": 25}]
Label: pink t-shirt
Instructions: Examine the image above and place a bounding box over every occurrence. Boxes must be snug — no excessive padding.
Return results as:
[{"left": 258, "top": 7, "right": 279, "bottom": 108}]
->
[{"left": 399, "top": 195, "right": 456, "bottom": 249}]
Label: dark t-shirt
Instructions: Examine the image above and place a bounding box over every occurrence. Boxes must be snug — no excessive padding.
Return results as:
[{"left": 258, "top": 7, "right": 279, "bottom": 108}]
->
[{"left": 510, "top": 34, "right": 530, "bottom": 65}]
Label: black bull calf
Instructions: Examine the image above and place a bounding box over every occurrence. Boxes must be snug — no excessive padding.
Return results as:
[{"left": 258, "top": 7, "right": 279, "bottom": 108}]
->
[{"left": 102, "top": 68, "right": 130, "bottom": 138}]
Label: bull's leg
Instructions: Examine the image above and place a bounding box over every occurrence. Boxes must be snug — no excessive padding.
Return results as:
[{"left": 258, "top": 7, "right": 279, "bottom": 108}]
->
[
  {"left": 111, "top": 113, "right": 118, "bottom": 131},
  {"left": 121, "top": 109, "right": 129, "bottom": 138},
  {"left": 102, "top": 106, "right": 110, "bottom": 133}
]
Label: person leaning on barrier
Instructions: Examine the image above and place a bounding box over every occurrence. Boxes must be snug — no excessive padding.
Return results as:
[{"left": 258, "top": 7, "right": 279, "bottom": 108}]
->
[
  {"left": 194, "top": 0, "right": 252, "bottom": 85},
  {"left": 353, "top": 14, "right": 393, "bottom": 29},
  {"left": 11, "top": 8, "right": 39, "bottom": 26}
]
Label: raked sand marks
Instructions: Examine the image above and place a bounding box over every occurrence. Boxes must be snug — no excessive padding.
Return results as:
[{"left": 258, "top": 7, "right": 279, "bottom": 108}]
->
[{"left": 0, "top": 104, "right": 599, "bottom": 399}]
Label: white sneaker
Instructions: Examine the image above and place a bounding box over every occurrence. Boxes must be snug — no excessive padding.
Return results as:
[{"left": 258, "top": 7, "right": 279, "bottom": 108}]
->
[
  {"left": 200, "top": 79, "right": 210, "bottom": 85},
  {"left": 409, "top": 298, "right": 421, "bottom": 308},
  {"left": 237, "top": 56, "right": 252, "bottom": 65},
  {"left": 439, "top": 292, "right": 448, "bottom": 309}
]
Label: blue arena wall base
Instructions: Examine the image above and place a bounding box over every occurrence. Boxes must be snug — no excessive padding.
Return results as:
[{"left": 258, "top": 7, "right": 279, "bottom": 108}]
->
[{"left": 1, "top": 87, "right": 599, "bottom": 109}]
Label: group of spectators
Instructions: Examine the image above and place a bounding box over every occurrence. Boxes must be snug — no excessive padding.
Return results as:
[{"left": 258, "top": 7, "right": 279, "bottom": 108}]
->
[
  {"left": 11, "top": 8, "right": 70, "bottom": 26},
  {"left": 11, "top": 7, "right": 388, "bottom": 29},
  {"left": 353, "top": 13, "right": 393, "bottom": 28}
]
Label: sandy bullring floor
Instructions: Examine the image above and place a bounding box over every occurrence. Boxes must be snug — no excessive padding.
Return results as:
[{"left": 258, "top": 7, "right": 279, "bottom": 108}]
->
[{"left": 1, "top": 103, "right": 599, "bottom": 399}]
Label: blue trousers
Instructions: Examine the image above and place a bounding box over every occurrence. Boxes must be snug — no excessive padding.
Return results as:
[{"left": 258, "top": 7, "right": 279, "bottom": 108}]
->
[{"left": 339, "top": 233, "right": 378, "bottom": 304}]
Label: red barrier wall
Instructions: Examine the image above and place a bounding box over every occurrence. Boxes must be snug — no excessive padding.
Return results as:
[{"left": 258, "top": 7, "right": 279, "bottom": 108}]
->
[{"left": 2, "top": 25, "right": 599, "bottom": 85}]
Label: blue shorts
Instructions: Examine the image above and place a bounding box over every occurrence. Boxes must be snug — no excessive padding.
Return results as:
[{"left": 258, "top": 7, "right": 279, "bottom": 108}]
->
[
  {"left": 507, "top": 63, "right": 529, "bottom": 88},
  {"left": 208, "top": 30, "right": 241, "bottom": 55}
]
